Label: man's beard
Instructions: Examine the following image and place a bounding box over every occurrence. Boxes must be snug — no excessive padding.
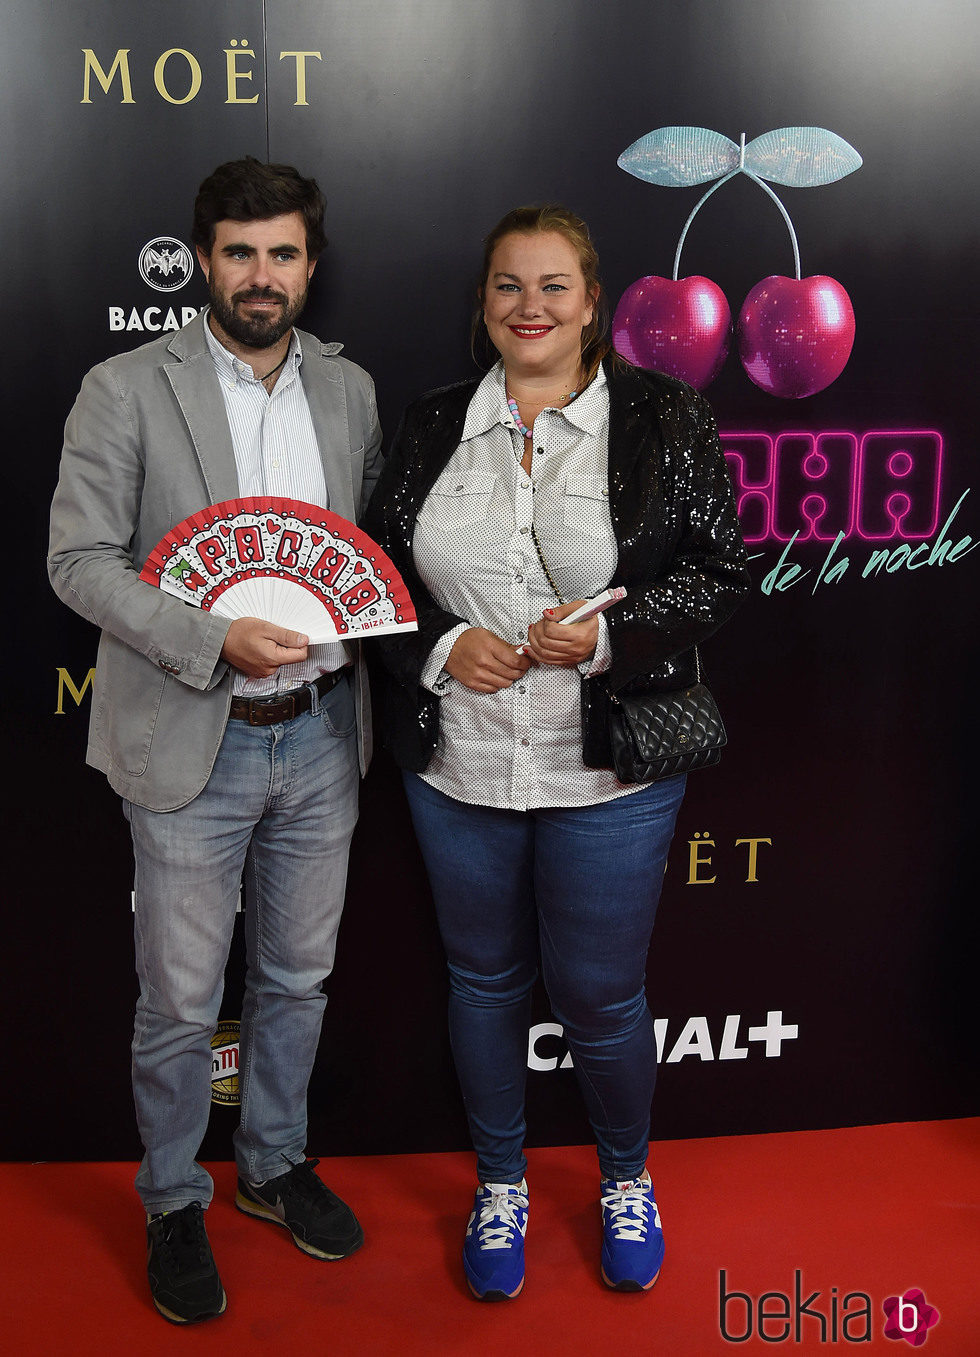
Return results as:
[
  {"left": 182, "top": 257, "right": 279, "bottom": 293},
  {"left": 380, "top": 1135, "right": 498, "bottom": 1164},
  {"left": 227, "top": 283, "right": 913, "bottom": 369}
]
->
[{"left": 208, "top": 283, "right": 307, "bottom": 350}]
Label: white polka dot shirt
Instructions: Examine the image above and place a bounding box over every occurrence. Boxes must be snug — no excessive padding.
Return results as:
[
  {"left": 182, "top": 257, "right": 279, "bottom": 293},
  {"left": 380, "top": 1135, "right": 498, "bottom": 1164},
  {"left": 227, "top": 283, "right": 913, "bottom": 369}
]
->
[{"left": 413, "top": 363, "right": 642, "bottom": 809}]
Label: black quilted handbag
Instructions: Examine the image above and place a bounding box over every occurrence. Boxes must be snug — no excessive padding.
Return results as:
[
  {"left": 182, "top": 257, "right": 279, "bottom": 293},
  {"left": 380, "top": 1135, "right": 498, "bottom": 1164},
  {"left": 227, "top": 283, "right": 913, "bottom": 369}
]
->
[{"left": 607, "top": 655, "right": 727, "bottom": 784}]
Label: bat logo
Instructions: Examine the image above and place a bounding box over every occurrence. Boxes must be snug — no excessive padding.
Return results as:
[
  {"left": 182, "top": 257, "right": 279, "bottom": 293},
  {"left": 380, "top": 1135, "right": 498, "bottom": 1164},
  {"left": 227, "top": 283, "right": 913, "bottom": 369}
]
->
[
  {"left": 145, "top": 248, "right": 187, "bottom": 276},
  {"left": 138, "top": 236, "right": 193, "bottom": 292}
]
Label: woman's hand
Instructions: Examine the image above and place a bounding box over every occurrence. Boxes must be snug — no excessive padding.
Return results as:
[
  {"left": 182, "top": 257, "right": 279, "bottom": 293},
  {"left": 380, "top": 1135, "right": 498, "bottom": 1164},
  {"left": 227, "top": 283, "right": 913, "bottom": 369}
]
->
[
  {"left": 445, "top": 627, "right": 533, "bottom": 692},
  {"left": 524, "top": 602, "right": 599, "bottom": 667}
]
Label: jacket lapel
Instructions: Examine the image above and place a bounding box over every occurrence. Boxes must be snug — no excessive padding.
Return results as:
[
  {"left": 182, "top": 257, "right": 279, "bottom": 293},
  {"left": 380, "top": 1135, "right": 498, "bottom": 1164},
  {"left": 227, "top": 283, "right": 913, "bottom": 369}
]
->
[
  {"left": 297, "top": 331, "right": 357, "bottom": 519},
  {"left": 163, "top": 316, "right": 240, "bottom": 504},
  {"left": 606, "top": 359, "right": 660, "bottom": 527},
  {"left": 411, "top": 381, "right": 478, "bottom": 517}
]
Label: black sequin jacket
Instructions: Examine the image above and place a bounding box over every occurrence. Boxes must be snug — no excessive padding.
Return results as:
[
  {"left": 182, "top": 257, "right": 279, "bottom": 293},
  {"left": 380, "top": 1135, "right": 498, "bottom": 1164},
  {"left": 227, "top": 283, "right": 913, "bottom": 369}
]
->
[{"left": 363, "top": 359, "right": 750, "bottom": 773}]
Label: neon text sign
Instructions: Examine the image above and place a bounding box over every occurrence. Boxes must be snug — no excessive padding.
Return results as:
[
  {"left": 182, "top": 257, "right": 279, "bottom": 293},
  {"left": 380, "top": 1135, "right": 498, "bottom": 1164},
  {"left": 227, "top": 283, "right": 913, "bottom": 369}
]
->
[{"left": 722, "top": 429, "right": 943, "bottom": 545}]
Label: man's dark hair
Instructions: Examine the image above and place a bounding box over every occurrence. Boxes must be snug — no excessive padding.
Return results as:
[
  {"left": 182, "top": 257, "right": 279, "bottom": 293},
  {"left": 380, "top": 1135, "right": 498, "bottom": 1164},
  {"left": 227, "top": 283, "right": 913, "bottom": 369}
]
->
[{"left": 192, "top": 157, "right": 327, "bottom": 258}]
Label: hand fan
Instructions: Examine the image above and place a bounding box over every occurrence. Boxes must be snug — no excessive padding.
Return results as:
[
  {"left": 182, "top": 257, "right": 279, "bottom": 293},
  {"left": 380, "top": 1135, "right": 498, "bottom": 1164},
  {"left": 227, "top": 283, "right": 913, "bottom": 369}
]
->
[{"left": 139, "top": 496, "right": 417, "bottom": 643}]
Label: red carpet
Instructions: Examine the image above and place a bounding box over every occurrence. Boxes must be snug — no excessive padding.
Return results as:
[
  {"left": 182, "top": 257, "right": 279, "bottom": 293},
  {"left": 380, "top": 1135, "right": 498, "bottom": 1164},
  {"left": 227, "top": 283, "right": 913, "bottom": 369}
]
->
[{"left": 3, "top": 1119, "right": 977, "bottom": 1354}]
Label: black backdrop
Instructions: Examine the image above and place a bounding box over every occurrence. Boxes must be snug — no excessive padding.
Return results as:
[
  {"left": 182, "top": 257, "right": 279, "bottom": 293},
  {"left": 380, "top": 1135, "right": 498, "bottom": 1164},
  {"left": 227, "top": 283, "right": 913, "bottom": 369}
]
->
[{"left": 5, "top": 0, "right": 978, "bottom": 1162}]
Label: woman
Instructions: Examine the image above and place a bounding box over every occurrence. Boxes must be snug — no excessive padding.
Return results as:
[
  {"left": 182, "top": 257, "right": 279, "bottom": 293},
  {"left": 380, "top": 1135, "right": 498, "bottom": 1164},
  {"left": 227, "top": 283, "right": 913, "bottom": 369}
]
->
[{"left": 365, "top": 206, "right": 748, "bottom": 1299}]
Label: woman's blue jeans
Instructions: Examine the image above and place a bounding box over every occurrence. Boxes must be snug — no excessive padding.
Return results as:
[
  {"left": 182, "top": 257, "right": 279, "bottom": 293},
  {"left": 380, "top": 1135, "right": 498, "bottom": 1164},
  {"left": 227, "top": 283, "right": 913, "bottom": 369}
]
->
[{"left": 402, "top": 771, "right": 686, "bottom": 1183}]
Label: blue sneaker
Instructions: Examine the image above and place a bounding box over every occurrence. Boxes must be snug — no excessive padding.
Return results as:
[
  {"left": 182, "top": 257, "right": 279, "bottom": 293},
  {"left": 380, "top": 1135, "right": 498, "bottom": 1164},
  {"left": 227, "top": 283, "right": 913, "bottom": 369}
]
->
[
  {"left": 600, "top": 1173, "right": 664, "bottom": 1291},
  {"left": 462, "top": 1180, "right": 529, "bottom": 1300}
]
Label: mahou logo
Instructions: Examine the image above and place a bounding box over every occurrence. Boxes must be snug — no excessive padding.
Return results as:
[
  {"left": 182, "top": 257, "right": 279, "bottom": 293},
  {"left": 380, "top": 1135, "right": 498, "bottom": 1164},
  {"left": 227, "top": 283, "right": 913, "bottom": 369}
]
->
[
  {"left": 138, "top": 236, "right": 193, "bottom": 292},
  {"left": 210, "top": 1020, "right": 240, "bottom": 1106}
]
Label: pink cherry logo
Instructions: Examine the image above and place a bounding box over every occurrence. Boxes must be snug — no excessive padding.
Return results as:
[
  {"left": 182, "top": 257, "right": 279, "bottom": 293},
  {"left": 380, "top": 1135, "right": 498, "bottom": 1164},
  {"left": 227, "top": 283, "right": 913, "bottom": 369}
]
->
[
  {"left": 614, "top": 126, "right": 863, "bottom": 398},
  {"left": 612, "top": 275, "right": 731, "bottom": 389},
  {"left": 737, "top": 275, "right": 855, "bottom": 398}
]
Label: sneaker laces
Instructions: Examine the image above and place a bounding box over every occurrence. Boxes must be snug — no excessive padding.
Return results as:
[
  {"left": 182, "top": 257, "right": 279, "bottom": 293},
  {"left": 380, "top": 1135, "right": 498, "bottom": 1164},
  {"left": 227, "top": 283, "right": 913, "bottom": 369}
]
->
[
  {"left": 473, "top": 1184, "right": 529, "bottom": 1252},
  {"left": 601, "top": 1180, "right": 659, "bottom": 1242},
  {"left": 154, "top": 1203, "right": 210, "bottom": 1270},
  {"left": 271, "top": 1156, "right": 325, "bottom": 1205}
]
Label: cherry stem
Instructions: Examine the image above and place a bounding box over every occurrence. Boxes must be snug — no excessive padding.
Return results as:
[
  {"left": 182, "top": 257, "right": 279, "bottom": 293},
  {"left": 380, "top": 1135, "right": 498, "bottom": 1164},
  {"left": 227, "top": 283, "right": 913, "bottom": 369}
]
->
[
  {"left": 743, "top": 172, "right": 802, "bottom": 280},
  {"left": 672, "top": 172, "right": 737, "bottom": 280},
  {"left": 672, "top": 133, "right": 803, "bottom": 281}
]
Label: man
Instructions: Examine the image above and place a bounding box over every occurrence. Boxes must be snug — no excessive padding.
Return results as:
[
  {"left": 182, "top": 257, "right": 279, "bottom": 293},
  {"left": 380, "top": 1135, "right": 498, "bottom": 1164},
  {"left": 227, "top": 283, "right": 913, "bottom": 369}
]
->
[{"left": 48, "top": 159, "right": 381, "bottom": 1325}]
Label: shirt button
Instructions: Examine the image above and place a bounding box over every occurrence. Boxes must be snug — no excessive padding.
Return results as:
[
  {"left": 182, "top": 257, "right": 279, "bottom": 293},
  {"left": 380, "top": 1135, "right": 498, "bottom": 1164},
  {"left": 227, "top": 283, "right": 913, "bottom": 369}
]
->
[
  {"left": 520, "top": 526, "right": 529, "bottom": 534},
  {"left": 520, "top": 738, "right": 530, "bottom": 746},
  {"left": 521, "top": 480, "right": 530, "bottom": 489},
  {"left": 517, "top": 684, "right": 526, "bottom": 694},
  {"left": 515, "top": 575, "right": 524, "bottom": 583},
  {"left": 535, "top": 447, "right": 543, "bottom": 455}
]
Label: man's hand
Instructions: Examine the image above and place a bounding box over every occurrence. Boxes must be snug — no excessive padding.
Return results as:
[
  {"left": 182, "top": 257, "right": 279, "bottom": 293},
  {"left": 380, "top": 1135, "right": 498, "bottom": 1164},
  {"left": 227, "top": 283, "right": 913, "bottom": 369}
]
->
[
  {"left": 524, "top": 602, "right": 599, "bottom": 667},
  {"left": 220, "top": 617, "right": 310, "bottom": 679},
  {"left": 445, "top": 627, "right": 532, "bottom": 692}
]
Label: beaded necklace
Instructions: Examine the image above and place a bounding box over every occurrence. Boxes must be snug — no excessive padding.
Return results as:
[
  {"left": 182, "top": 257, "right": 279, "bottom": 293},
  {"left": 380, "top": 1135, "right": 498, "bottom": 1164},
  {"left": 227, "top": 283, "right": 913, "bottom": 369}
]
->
[{"left": 506, "top": 390, "right": 577, "bottom": 439}]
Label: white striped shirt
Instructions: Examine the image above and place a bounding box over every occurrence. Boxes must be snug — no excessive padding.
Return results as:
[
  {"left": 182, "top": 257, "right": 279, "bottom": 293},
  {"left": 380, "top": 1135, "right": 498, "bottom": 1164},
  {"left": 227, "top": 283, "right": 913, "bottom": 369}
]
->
[{"left": 204, "top": 315, "right": 349, "bottom": 695}]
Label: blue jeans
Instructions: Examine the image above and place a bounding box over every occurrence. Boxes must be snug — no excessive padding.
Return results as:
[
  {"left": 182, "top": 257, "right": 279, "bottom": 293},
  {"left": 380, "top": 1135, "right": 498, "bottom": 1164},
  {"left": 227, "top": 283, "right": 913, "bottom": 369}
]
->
[
  {"left": 125, "top": 677, "right": 359, "bottom": 1213},
  {"left": 402, "top": 772, "right": 686, "bottom": 1183}
]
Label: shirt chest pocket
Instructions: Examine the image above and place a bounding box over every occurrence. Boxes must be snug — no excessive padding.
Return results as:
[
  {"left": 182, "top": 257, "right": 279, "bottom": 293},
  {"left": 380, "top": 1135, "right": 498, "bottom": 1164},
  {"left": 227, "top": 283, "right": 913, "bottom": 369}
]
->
[
  {"left": 419, "top": 472, "right": 497, "bottom": 530},
  {"left": 562, "top": 473, "right": 610, "bottom": 535}
]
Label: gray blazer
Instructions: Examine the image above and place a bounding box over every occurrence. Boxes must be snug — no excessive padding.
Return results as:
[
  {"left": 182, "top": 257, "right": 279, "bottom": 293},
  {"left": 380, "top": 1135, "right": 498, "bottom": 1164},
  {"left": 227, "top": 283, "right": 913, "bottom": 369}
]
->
[{"left": 48, "top": 313, "right": 382, "bottom": 811}]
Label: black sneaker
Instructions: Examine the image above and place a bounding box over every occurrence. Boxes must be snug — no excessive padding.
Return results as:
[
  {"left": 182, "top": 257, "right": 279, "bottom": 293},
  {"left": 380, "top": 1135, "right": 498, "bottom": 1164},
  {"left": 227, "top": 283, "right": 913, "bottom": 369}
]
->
[
  {"left": 146, "top": 1202, "right": 227, "bottom": 1324},
  {"left": 235, "top": 1157, "right": 364, "bottom": 1260}
]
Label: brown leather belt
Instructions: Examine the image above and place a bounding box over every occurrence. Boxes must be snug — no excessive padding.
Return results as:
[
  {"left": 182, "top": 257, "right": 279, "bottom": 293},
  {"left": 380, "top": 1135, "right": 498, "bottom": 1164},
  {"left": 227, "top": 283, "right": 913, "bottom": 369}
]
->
[{"left": 228, "top": 668, "right": 350, "bottom": 726}]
